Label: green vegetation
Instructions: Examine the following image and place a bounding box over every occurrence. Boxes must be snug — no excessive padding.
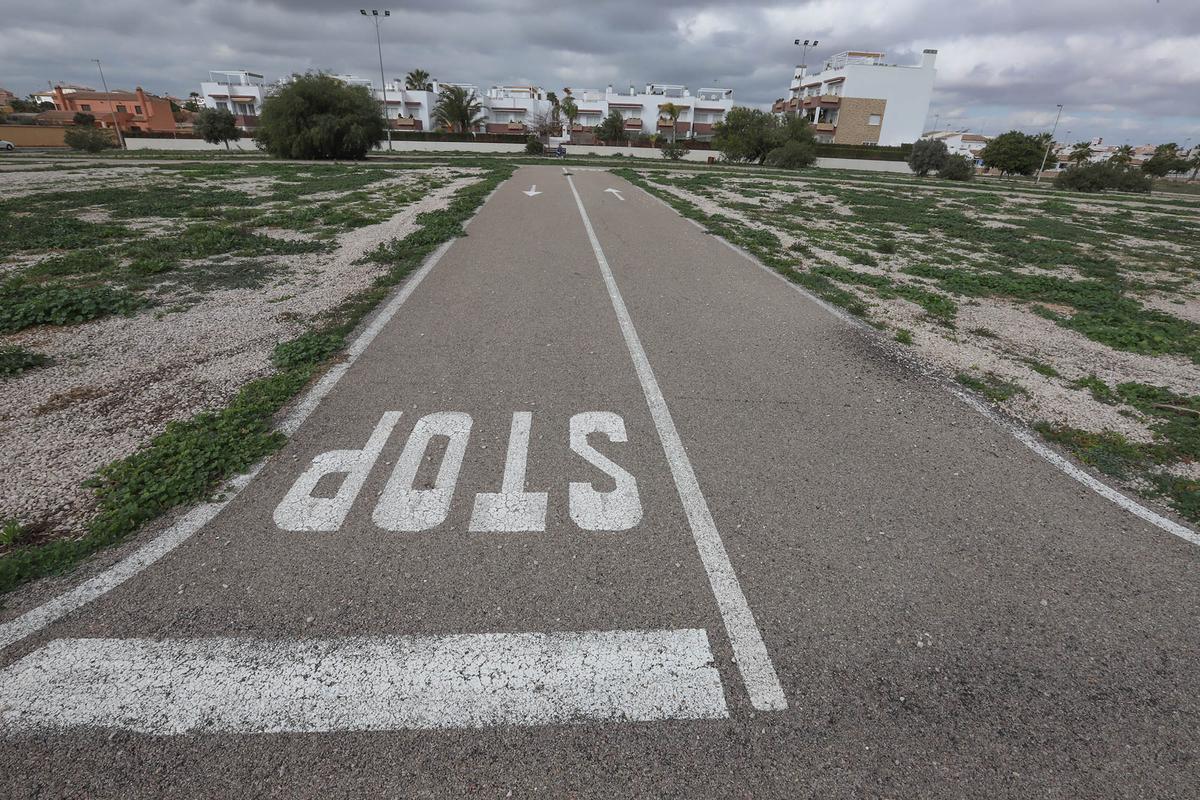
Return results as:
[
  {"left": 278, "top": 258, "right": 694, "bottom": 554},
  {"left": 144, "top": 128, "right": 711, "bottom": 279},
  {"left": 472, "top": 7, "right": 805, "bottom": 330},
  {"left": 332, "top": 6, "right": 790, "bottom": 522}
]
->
[
  {"left": 434, "top": 84, "right": 485, "bottom": 134},
  {"left": 979, "top": 130, "right": 1046, "bottom": 176},
  {"left": 907, "top": 138, "right": 948, "bottom": 177},
  {"left": 194, "top": 108, "right": 242, "bottom": 150},
  {"left": 1054, "top": 162, "right": 1152, "bottom": 193},
  {"left": 0, "top": 345, "right": 49, "bottom": 377},
  {"left": 714, "top": 110, "right": 816, "bottom": 167},
  {"left": 895, "top": 329, "right": 913, "bottom": 345},
  {"left": 956, "top": 371, "right": 1026, "bottom": 403},
  {"left": 0, "top": 280, "right": 143, "bottom": 333},
  {"left": 63, "top": 126, "right": 115, "bottom": 153},
  {"left": 256, "top": 72, "right": 386, "bottom": 159},
  {"left": 0, "top": 163, "right": 515, "bottom": 595},
  {"left": 938, "top": 154, "right": 975, "bottom": 182}
]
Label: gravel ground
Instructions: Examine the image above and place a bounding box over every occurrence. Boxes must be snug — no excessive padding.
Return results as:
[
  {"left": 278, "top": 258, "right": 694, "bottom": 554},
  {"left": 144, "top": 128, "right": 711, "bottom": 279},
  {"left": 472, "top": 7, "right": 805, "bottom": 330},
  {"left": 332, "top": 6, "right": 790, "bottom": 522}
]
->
[{"left": 0, "top": 167, "right": 477, "bottom": 545}]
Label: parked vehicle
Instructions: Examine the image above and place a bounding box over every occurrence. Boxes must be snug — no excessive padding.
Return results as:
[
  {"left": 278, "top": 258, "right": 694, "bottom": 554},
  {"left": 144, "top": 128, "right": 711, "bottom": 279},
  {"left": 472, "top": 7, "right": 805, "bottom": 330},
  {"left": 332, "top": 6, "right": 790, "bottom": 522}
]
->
[{"left": 0, "top": 140, "right": 15, "bottom": 151}]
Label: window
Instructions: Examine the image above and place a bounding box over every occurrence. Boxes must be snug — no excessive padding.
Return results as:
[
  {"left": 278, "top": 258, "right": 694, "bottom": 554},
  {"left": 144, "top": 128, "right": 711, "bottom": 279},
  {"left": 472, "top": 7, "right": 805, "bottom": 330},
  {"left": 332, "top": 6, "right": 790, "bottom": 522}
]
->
[
  {"left": 116, "top": 105, "right": 127, "bottom": 113},
  {"left": 868, "top": 114, "right": 882, "bottom": 125},
  {"left": 134, "top": 105, "right": 142, "bottom": 114},
  {"left": 216, "top": 101, "right": 229, "bottom": 111},
  {"left": 80, "top": 104, "right": 91, "bottom": 111}
]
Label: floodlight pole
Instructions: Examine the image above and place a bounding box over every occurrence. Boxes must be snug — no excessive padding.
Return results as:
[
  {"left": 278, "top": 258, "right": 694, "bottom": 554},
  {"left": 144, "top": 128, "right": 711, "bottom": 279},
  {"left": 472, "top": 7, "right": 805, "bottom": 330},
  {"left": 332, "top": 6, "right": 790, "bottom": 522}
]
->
[
  {"left": 1036, "top": 103, "right": 1063, "bottom": 183},
  {"left": 362, "top": 9, "right": 393, "bottom": 151},
  {"left": 794, "top": 39, "right": 819, "bottom": 80},
  {"left": 92, "top": 59, "right": 124, "bottom": 149}
]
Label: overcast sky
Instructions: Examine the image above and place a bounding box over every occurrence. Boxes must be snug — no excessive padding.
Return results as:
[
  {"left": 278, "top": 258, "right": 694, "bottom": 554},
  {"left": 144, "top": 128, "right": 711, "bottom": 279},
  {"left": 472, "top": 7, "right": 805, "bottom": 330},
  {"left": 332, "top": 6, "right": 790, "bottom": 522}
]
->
[{"left": 3, "top": 0, "right": 1198, "bottom": 145}]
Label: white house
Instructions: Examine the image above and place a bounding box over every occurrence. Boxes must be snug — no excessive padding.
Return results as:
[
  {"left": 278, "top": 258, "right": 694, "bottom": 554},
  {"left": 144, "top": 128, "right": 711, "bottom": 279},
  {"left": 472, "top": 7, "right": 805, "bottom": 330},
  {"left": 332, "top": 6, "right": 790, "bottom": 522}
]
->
[
  {"left": 569, "top": 83, "right": 734, "bottom": 141},
  {"left": 774, "top": 50, "right": 937, "bottom": 146},
  {"left": 371, "top": 79, "right": 476, "bottom": 132},
  {"left": 923, "top": 130, "right": 991, "bottom": 164},
  {"left": 199, "top": 70, "right": 268, "bottom": 129}
]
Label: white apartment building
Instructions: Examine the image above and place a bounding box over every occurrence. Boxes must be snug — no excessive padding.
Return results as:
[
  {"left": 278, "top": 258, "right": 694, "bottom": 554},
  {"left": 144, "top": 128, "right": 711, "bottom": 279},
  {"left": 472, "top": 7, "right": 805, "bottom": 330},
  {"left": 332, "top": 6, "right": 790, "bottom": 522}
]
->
[
  {"left": 481, "top": 85, "right": 553, "bottom": 134},
  {"left": 371, "top": 80, "right": 476, "bottom": 132},
  {"left": 774, "top": 50, "right": 937, "bottom": 146},
  {"left": 570, "top": 84, "right": 734, "bottom": 141},
  {"left": 199, "top": 70, "right": 268, "bottom": 129}
]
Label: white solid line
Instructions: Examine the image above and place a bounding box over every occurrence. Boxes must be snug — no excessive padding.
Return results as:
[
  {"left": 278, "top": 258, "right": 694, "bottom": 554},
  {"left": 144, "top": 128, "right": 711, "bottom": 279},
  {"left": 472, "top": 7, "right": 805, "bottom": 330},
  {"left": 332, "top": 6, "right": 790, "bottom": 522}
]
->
[
  {"left": 0, "top": 187, "right": 503, "bottom": 654},
  {"left": 634, "top": 184, "right": 1200, "bottom": 548},
  {"left": 566, "top": 175, "right": 788, "bottom": 711},
  {"left": 0, "top": 629, "right": 728, "bottom": 734}
]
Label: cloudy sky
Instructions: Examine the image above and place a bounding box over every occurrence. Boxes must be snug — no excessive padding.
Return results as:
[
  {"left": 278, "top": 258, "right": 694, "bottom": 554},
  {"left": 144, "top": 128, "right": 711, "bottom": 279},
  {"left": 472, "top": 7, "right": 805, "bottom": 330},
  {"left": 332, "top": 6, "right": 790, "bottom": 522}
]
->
[{"left": 3, "top": 0, "right": 1199, "bottom": 145}]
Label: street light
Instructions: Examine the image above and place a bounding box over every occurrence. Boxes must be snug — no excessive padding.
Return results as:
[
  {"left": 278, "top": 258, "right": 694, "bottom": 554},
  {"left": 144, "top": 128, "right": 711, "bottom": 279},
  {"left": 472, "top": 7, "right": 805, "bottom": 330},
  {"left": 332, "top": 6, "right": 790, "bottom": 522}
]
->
[
  {"left": 1036, "top": 103, "right": 1063, "bottom": 184},
  {"left": 793, "top": 39, "right": 819, "bottom": 79},
  {"left": 360, "top": 9, "right": 393, "bottom": 151},
  {"left": 91, "top": 59, "right": 125, "bottom": 150}
]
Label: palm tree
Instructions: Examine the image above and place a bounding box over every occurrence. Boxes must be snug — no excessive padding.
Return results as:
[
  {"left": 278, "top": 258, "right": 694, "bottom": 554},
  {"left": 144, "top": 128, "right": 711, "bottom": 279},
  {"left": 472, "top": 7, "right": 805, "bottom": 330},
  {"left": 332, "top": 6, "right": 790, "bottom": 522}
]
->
[
  {"left": 405, "top": 69, "right": 432, "bottom": 91},
  {"left": 560, "top": 95, "right": 579, "bottom": 133},
  {"left": 1109, "top": 144, "right": 1134, "bottom": 167},
  {"left": 660, "top": 101, "right": 682, "bottom": 143},
  {"left": 434, "top": 84, "right": 484, "bottom": 133},
  {"left": 545, "top": 91, "right": 560, "bottom": 127},
  {"left": 1068, "top": 141, "right": 1092, "bottom": 167}
]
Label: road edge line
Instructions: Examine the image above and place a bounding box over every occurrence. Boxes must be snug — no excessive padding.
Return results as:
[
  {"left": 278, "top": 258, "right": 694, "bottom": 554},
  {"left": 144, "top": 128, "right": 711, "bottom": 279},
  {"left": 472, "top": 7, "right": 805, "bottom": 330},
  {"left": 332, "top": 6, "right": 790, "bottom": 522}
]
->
[
  {"left": 0, "top": 182, "right": 505, "bottom": 654},
  {"left": 566, "top": 174, "right": 788, "bottom": 711},
  {"left": 628, "top": 179, "right": 1200, "bottom": 548}
]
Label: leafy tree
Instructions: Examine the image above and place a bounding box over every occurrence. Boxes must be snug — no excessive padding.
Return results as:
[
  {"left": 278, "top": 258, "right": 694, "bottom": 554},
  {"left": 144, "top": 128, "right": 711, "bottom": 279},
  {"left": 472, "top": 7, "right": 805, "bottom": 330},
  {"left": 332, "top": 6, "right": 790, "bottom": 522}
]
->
[
  {"left": 1055, "top": 162, "right": 1152, "bottom": 193},
  {"left": 594, "top": 110, "right": 628, "bottom": 144},
  {"left": 560, "top": 96, "right": 579, "bottom": 131},
  {"left": 72, "top": 112, "right": 95, "bottom": 126},
  {"left": 404, "top": 69, "right": 432, "bottom": 91},
  {"left": 712, "top": 107, "right": 779, "bottom": 164},
  {"left": 255, "top": 72, "right": 385, "bottom": 160},
  {"left": 1109, "top": 144, "right": 1134, "bottom": 167},
  {"left": 10, "top": 97, "right": 42, "bottom": 113},
  {"left": 434, "top": 84, "right": 484, "bottom": 133},
  {"left": 1188, "top": 150, "right": 1200, "bottom": 181},
  {"left": 764, "top": 138, "right": 817, "bottom": 169},
  {"left": 183, "top": 91, "right": 201, "bottom": 112},
  {"left": 907, "top": 138, "right": 949, "bottom": 176},
  {"left": 979, "top": 130, "right": 1044, "bottom": 176},
  {"left": 1141, "top": 143, "right": 1188, "bottom": 177},
  {"left": 194, "top": 107, "right": 242, "bottom": 150},
  {"left": 660, "top": 101, "right": 682, "bottom": 143},
  {"left": 524, "top": 135, "right": 544, "bottom": 155},
  {"left": 938, "top": 154, "right": 975, "bottom": 181},
  {"left": 1068, "top": 141, "right": 1093, "bottom": 166},
  {"left": 63, "top": 126, "right": 114, "bottom": 153}
]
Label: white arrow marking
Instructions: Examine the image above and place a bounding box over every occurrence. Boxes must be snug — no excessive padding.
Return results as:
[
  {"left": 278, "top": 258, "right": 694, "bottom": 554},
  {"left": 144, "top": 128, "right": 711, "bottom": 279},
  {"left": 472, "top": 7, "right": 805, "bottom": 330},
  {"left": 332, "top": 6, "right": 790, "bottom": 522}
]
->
[
  {"left": 605, "top": 187, "right": 625, "bottom": 201},
  {"left": 523, "top": 185, "right": 542, "bottom": 197}
]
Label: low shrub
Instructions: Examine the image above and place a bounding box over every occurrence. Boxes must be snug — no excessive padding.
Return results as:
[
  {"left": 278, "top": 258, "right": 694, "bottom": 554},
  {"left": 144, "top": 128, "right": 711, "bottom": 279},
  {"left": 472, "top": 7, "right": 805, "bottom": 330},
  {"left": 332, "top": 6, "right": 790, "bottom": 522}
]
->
[
  {"left": 939, "top": 154, "right": 975, "bottom": 181},
  {"left": 1054, "top": 162, "right": 1153, "bottom": 194},
  {"left": 764, "top": 139, "right": 817, "bottom": 169},
  {"left": 524, "top": 136, "right": 544, "bottom": 155},
  {"left": 0, "top": 280, "right": 143, "bottom": 333},
  {"left": 0, "top": 345, "right": 49, "bottom": 377},
  {"left": 63, "top": 126, "right": 114, "bottom": 153},
  {"left": 660, "top": 140, "right": 689, "bottom": 161}
]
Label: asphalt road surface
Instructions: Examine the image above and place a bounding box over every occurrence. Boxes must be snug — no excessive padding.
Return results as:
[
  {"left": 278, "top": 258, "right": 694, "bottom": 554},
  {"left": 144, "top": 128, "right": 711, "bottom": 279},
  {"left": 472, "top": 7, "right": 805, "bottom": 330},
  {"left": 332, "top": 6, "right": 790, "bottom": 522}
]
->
[{"left": 2, "top": 166, "right": 1198, "bottom": 799}]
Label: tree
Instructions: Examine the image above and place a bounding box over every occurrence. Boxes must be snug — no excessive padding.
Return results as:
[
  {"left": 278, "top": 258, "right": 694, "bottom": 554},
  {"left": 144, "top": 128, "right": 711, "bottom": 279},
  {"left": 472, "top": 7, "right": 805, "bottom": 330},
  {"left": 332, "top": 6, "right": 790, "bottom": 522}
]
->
[
  {"left": 183, "top": 91, "right": 201, "bottom": 112},
  {"left": 908, "top": 138, "right": 949, "bottom": 176},
  {"left": 1141, "top": 143, "right": 1188, "bottom": 177},
  {"left": 1068, "top": 141, "right": 1093, "bottom": 167},
  {"left": 938, "top": 154, "right": 975, "bottom": 181},
  {"left": 1188, "top": 150, "right": 1200, "bottom": 181},
  {"left": 10, "top": 97, "right": 42, "bottom": 113},
  {"left": 594, "top": 110, "right": 628, "bottom": 144},
  {"left": 434, "top": 84, "right": 484, "bottom": 133},
  {"left": 63, "top": 126, "right": 114, "bottom": 153},
  {"left": 404, "top": 69, "right": 432, "bottom": 91},
  {"left": 560, "top": 95, "right": 579, "bottom": 132},
  {"left": 527, "top": 110, "right": 558, "bottom": 142},
  {"left": 72, "top": 112, "right": 96, "bottom": 127},
  {"left": 764, "top": 139, "right": 817, "bottom": 169},
  {"left": 545, "top": 91, "right": 560, "bottom": 127},
  {"left": 1109, "top": 144, "right": 1134, "bottom": 167},
  {"left": 255, "top": 72, "right": 385, "bottom": 160},
  {"left": 979, "top": 130, "right": 1044, "bottom": 176},
  {"left": 195, "top": 108, "right": 242, "bottom": 150},
  {"left": 660, "top": 101, "right": 682, "bottom": 143},
  {"left": 712, "top": 107, "right": 779, "bottom": 164},
  {"left": 1055, "top": 162, "right": 1152, "bottom": 193}
]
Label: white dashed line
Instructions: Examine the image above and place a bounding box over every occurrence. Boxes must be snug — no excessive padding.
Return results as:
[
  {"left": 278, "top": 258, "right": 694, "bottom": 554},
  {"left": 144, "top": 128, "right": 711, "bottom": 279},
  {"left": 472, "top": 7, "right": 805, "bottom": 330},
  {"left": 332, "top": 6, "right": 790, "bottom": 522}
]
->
[{"left": 566, "top": 174, "right": 788, "bottom": 711}]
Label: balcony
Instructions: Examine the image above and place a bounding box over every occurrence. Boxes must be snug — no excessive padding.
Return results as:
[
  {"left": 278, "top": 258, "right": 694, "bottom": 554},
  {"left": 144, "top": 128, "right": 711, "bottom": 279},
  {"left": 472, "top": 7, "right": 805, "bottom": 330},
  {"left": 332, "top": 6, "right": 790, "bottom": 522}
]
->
[
  {"left": 815, "top": 122, "right": 836, "bottom": 132},
  {"left": 623, "top": 118, "right": 643, "bottom": 129},
  {"left": 233, "top": 114, "right": 259, "bottom": 128},
  {"left": 506, "top": 122, "right": 526, "bottom": 131},
  {"left": 771, "top": 99, "right": 786, "bottom": 113},
  {"left": 818, "top": 94, "right": 840, "bottom": 105}
]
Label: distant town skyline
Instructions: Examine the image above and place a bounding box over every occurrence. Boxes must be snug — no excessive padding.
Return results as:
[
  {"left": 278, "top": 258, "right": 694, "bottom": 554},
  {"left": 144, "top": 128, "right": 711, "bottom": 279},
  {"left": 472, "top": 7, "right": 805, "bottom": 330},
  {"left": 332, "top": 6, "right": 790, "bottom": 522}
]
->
[{"left": 4, "top": 0, "right": 1199, "bottom": 145}]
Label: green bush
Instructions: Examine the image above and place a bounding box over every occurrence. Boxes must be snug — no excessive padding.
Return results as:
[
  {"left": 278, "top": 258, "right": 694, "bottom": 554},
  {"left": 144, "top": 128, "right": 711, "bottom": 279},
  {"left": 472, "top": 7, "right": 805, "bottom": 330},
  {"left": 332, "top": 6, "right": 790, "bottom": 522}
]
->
[
  {"left": 255, "top": 72, "right": 385, "bottom": 160},
  {"left": 0, "top": 345, "right": 49, "bottom": 377},
  {"left": 660, "top": 140, "right": 689, "bottom": 161},
  {"left": 194, "top": 108, "right": 242, "bottom": 149},
  {"left": 908, "top": 138, "right": 949, "bottom": 176},
  {"left": 1054, "top": 162, "right": 1152, "bottom": 193},
  {"left": 524, "top": 136, "right": 545, "bottom": 155},
  {"left": 939, "top": 154, "right": 975, "bottom": 181},
  {"left": 764, "top": 139, "right": 816, "bottom": 169},
  {"left": 0, "top": 279, "right": 143, "bottom": 333},
  {"left": 714, "top": 110, "right": 816, "bottom": 165},
  {"left": 63, "top": 126, "right": 114, "bottom": 153}
]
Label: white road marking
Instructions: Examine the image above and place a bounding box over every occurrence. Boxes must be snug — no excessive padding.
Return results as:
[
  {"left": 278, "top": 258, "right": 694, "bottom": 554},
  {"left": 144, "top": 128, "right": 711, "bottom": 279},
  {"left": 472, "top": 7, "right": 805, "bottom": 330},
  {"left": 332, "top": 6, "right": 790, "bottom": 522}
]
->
[
  {"left": 373, "top": 412, "right": 473, "bottom": 532},
  {"left": 604, "top": 187, "right": 625, "bottom": 201},
  {"left": 568, "top": 411, "right": 643, "bottom": 531},
  {"left": 0, "top": 183, "right": 503, "bottom": 654},
  {"left": 523, "top": 184, "right": 542, "bottom": 197},
  {"left": 274, "top": 411, "right": 402, "bottom": 531},
  {"left": 566, "top": 175, "right": 788, "bottom": 711},
  {"left": 0, "top": 629, "right": 728, "bottom": 734},
  {"left": 682, "top": 193, "right": 1200, "bottom": 549},
  {"left": 469, "top": 412, "right": 549, "bottom": 532}
]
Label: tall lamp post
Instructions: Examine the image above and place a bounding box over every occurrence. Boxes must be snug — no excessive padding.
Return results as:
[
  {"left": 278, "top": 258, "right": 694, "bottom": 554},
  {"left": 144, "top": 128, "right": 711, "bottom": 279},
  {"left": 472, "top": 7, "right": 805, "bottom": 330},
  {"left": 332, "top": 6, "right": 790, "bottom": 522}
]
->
[
  {"left": 361, "top": 9, "right": 393, "bottom": 151},
  {"left": 91, "top": 59, "right": 125, "bottom": 150},
  {"left": 1035, "top": 103, "right": 1063, "bottom": 183},
  {"left": 793, "top": 39, "right": 820, "bottom": 80}
]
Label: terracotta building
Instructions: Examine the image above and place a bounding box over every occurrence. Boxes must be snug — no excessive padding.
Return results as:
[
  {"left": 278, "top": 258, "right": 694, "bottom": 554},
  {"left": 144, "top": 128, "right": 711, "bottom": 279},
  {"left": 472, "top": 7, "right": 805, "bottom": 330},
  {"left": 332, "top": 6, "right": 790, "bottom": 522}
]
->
[{"left": 51, "top": 85, "right": 177, "bottom": 133}]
